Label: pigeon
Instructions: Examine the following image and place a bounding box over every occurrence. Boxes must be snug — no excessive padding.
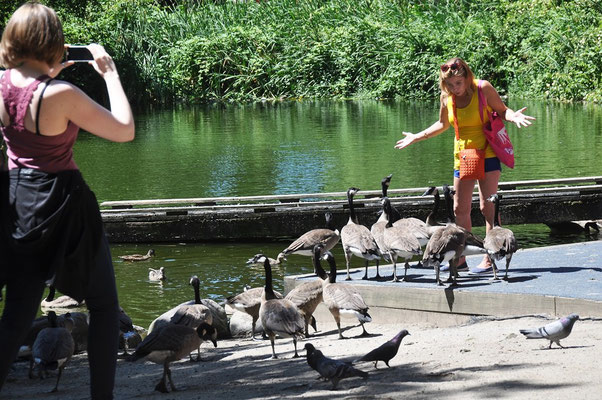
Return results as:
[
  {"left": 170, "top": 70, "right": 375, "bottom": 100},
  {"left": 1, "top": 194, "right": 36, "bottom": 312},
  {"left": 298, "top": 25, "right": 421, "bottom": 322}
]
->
[
  {"left": 304, "top": 343, "right": 368, "bottom": 389},
  {"left": 519, "top": 314, "right": 579, "bottom": 349},
  {"left": 355, "top": 329, "right": 410, "bottom": 368}
]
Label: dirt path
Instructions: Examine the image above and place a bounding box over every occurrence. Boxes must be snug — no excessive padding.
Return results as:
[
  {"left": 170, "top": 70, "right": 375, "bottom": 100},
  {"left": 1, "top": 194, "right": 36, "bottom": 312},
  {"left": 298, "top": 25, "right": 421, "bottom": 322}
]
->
[{"left": 2, "top": 315, "right": 601, "bottom": 399}]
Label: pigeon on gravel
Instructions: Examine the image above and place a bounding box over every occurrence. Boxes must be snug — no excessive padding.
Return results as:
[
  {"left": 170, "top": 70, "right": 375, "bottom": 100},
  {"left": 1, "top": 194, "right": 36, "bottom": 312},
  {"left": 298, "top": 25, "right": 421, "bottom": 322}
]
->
[
  {"left": 304, "top": 343, "right": 368, "bottom": 389},
  {"left": 519, "top": 314, "right": 579, "bottom": 349},
  {"left": 355, "top": 329, "right": 410, "bottom": 368}
]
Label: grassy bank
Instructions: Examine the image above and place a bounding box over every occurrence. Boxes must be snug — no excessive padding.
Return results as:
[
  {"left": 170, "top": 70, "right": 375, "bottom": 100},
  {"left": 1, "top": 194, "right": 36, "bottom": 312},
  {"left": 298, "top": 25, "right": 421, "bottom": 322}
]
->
[{"left": 2, "top": 0, "right": 601, "bottom": 105}]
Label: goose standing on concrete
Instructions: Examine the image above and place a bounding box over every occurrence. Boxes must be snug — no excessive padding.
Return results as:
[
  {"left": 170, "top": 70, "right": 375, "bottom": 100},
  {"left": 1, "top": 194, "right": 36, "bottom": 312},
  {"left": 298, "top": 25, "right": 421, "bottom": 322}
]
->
[
  {"left": 320, "top": 252, "right": 372, "bottom": 338},
  {"left": 276, "top": 212, "right": 340, "bottom": 263},
  {"left": 381, "top": 197, "right": 422, "bottom": 282},
  {"left": 283, "top": 245, "right": 329, "bottom": 337},
  {"left": 422, "top": 213, "right": 467, "bottom": 286},
  {"left": 148, "top": 267, "right": 166, "bottom": 282},
  {"left": 226, "top": 285, "right": 283, "bottom": 340},
  {"left": 128, "top": 322, "right": 217, "bottom": 393},
  {"left": 118, "top": 249, "right": 155, "bottom": 262},
  {"left": 340, "top": 187, "right": 380, "bottom": 280},
  {"left": 442, "top": 184, "right": 487, "bottom": 258},
  {"left": 484, "top": 194, "right": 518, "bottom": 280},
  {"left": 370, "top": 175, "right": 397, "bottom": 279},
  {"left": 422, "top": 186, "right": 446, "bottom": 234},
  {"left": 251, "top": 254, "right": 305, "bottom": 358},
  {"left": 29, "top": 311, "right": 75, "bottom": 393}
]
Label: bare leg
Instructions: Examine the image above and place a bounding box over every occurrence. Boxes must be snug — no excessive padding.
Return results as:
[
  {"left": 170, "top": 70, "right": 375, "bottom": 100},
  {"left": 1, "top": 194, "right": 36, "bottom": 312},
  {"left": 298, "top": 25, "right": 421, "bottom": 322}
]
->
[{"left": 476, "top": 170, "right": 501, "bottom": 270}]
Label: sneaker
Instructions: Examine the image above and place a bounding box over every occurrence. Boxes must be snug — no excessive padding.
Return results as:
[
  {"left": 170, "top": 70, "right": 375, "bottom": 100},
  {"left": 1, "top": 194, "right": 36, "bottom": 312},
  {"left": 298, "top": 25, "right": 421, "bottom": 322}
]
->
[
  {"left": 440, "top": 261, "right": 468, "bottom": 272},
  {"left": 468, "top": 265, "right": 498, "bottom": 275}
]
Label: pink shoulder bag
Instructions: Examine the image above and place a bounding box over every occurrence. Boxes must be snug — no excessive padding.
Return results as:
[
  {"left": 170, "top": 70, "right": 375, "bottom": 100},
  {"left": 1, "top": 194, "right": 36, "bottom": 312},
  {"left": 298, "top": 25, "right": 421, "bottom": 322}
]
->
[{"left": 477, "top": 80, "right": 515, "bottom": 168}]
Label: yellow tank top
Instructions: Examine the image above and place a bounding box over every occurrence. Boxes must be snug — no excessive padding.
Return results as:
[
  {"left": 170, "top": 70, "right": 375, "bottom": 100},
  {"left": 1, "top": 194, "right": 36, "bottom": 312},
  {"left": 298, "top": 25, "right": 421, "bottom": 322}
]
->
[{"left": 447, "top": 80, "right": 495, "bottom": 169}]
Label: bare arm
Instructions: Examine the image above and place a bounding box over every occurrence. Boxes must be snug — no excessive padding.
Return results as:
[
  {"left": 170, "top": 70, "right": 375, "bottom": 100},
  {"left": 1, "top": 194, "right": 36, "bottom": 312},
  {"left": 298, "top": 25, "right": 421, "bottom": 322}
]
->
[
  {"left": 63, "top": 44, "right": 134, "bottom": 142},
  {"left": 394, "top": 98, "right": 450, "bottom": 150},
  {"left": 480, "top": 80, "right": 535, "bottom": 128}
]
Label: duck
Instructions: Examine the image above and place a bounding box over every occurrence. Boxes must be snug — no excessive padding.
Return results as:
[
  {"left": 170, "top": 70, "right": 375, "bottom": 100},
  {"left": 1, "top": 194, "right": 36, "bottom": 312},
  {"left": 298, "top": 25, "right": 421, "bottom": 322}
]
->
[
  {"left": 276, "top": 212, "right": 340, "bottom": 263},
  {"left": 340, "top": 187, "right": 380, "bottom": 280},
  {"left": 226, "top": 285, "right": 284, "bottom": 340},
  {"left": 128, "top": 322, "right": 217, "bottom": 393},
  {"left": 484, "top": 193, "right": 518, "bottom": 280},
  {"left": 319, "top": 251, "right": 372, "bottom": 339},
  {"left": 251, "top": 254, "right": 304, "bottom": 359},
  {"left": 118, "top": 249, "right": 155, "bottom": 262},
  {"left": 148, "top": 267, "right": 166, "bottom": 281},
  {"left": 381, "top": 197, "right": 423, "bottom": 282},
  {"left": 283, "top": 244, "right": 329, "bottom": 336},
  {"left": 29, "top": 311, "right": 75, "bottom": 393}
]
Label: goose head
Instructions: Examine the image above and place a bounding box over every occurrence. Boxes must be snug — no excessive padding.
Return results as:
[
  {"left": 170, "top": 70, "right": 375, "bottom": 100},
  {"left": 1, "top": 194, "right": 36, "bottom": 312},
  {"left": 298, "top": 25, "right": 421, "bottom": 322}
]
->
[
  {"left": 381, "top": 174, "right": 393, "bottom": 197},
  {"left": 196, "top": 322, "right": 218, "bottom": 347}
]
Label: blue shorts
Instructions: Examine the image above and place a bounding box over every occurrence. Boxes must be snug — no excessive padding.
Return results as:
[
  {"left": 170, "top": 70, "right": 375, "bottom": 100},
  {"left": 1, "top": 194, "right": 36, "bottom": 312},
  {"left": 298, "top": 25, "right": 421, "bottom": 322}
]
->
[{"left": 454, "top": 157, "right": 501, "bottom": 178}]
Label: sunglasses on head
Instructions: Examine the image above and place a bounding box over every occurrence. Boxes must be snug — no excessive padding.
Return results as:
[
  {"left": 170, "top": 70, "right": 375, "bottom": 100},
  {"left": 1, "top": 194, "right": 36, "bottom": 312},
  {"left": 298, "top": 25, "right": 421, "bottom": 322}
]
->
[{"left": 440, "top": 62, "right": 459, "bottom": 72}]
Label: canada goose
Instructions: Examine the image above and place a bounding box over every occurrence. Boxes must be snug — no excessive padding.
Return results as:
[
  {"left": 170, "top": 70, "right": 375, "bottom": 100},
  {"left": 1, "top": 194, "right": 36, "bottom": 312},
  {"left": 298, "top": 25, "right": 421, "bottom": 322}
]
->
[
  {"left": 370, "top": 175, "right": 396, "bottom": 279},
  {"left": 147, "top": 276, "right": 220, "bottom": 360},
  {"left": 484, "top": 194, "right": 518, "bottom": 280},
  {"left": 422, "top": 186, "right": 447, "bottom": 234},
  {"left": 119, "top": 307, "right": 141, "bottom": 357},
  {"left": 340, "top": 187, "right": 380, "bottom": 280},
  {"left": 422, "top": 224, "right": 466, "bottom": 286},
  {"left": 40, "top": 286, "right": 85, "bottom": 309},
  {"left": 118, "top": 249, "right": 155, "bottom": 262},
  {"left": 381, "top": 197, "right": 422, "bottom": 282},
  {"left": 247, "top": 254, "right": 281, "bottom": 267},
  {"left": 441, "top": 184, "right": 487, "bottom": 258},
  {"left": 545, "top": 220, "right": 601, "bottom": 235},
  {"left": 128, "top": 322, "right": 217, "bottom": 393},
  {"left": 276, "top": 212, "right": 340, "bottom": 262},
  {"left": 226, "top": 286, "right": 284, "bottom": 340},
  {"left": 149, "top": 267, "right": 166, "bottom": 281},
  {"left": 284, "top": 245, "right": 329, "bottom": 336},
  {"left": 251, "top": 254, "right": 304, "bottom": 359},
  {"left": 320, "top": 252, "right": 372, "bottom": 339},
  {"left": 29, "top": 311, "right": 75, "bottom": 393}
]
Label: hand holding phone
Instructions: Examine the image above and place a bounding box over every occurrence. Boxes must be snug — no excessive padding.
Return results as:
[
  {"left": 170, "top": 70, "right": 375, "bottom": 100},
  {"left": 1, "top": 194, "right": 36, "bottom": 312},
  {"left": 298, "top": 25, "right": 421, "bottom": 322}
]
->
[{"left": 66, "top": 45, "right": 94, "bottom": 62}]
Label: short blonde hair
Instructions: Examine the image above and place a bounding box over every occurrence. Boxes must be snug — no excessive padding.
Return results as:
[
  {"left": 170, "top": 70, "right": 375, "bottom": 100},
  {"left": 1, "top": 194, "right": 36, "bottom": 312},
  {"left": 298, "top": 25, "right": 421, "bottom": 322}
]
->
[
  {"left": 439, "top": 57, "right": 475, "bottom": 95},
  {"left": 0, "top": 2, "right": 65, "bottom": 68}
]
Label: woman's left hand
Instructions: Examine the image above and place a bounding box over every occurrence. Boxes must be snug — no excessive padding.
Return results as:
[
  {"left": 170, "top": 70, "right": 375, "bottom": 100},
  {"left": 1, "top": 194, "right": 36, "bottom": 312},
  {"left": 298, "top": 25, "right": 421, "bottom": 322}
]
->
[{"left": 509, "top": 107, "right": 536, "bottom": 128}]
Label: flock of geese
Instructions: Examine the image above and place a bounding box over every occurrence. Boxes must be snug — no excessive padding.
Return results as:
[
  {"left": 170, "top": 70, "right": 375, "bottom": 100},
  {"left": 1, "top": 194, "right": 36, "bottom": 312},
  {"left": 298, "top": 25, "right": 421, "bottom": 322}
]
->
[{"left": 17, "top": 174, "right": 520, "bottom": 394}]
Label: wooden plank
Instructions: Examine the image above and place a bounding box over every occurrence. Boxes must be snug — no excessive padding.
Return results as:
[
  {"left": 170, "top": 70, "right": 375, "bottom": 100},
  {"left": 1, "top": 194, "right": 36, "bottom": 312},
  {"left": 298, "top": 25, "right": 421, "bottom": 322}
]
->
[{"left": 99, "top": 176, "right": 602, "bottom": 209}]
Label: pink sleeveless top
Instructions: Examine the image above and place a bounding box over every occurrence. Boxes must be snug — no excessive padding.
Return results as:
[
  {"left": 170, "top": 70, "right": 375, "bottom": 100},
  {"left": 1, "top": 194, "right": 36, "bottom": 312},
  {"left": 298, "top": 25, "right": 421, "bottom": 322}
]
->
[{"left": 0, "top": 69, "right": 79, "bottom": 172}]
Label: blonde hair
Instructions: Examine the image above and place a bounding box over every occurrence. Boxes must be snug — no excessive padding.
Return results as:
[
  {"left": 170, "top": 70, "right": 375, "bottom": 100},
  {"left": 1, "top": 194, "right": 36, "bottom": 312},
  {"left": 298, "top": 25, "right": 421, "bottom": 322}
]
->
[
  {"left": 439, "top": 57, "right": 475, "bottom": 95},
  {"left": 0, "top": 2, "right": 65, "bottom": 68}
]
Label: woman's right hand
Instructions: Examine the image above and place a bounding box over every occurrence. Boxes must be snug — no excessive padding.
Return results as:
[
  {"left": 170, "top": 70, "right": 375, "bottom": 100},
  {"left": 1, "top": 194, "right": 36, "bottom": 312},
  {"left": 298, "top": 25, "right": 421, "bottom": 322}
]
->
[
  {"left": 87, "top": 44, "right": 119, "bottom": 79},
  {"left": 394, "top": 132, "right": 417, "bottom": 150}
]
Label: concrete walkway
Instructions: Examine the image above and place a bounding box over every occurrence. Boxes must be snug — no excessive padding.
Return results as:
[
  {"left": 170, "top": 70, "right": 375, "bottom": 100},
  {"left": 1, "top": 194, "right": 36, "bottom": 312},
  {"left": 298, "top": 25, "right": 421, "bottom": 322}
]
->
[{"left": 284, "top": 240, "right": 602, "bottom": 323}]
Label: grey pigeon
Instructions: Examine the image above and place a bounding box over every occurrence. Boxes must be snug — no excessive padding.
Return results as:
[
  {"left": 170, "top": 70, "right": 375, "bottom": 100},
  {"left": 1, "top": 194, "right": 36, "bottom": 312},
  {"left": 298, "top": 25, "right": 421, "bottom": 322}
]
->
[
  {"left": 355, "top": 329, "right": 410, "bottom": 368},
  {"left": 519, "top": 314, "right": 579, "bottom": 349},
  {"left": 304, "top": 343, "right": 368, "bottom": 389}
]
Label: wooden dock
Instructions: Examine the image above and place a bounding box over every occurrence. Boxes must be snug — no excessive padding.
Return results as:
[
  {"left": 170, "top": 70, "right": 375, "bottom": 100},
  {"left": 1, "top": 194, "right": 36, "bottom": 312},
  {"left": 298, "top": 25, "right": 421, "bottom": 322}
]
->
[{"left": 100, "top": 176, "right": 602, "bottom": 243}]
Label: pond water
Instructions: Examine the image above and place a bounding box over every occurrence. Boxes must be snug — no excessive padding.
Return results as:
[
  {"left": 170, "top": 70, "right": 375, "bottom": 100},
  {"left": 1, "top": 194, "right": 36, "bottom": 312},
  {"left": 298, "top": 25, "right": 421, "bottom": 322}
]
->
[{"left": 5, "top": 99, "right": 602, "bottom": 328}]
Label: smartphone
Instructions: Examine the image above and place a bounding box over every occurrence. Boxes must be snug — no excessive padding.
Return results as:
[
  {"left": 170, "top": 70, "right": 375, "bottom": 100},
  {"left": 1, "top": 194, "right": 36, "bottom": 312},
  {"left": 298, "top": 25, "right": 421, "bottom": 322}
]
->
[{"left": 66, "top": 45, "right": 93, "bottom": 62}]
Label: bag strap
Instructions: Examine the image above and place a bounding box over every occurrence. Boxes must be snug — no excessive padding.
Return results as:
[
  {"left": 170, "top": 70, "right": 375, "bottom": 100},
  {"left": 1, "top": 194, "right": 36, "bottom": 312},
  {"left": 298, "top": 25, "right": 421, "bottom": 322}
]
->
[
  {"left": 35, "top": 77, "right": 53, "bottom": 136},
  {"left": 452, "top": 90, "right": 487, "bottom": 150},
  {"left": 477, "top": 79, "right": 489, "bottom": 123}
]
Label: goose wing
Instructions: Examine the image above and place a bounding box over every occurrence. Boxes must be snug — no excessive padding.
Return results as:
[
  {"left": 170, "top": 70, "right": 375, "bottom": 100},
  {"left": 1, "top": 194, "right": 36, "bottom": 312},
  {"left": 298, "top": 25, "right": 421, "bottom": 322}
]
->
[
  {"left": 324, "top": 283, "right": 368, "bottom": 312},
  {"left": 284, "top": 280, "right": 324, "bottom": 311},
  {"left": 260, "top": 299, "right": 304, "bottom": 335}
]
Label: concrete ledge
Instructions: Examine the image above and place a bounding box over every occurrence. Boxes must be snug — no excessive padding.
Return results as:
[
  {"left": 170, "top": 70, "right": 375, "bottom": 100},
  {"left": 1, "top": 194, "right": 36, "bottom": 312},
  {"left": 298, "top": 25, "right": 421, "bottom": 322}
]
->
[{"left": 284, "top": 241, "right": 602, "bottom": 321}]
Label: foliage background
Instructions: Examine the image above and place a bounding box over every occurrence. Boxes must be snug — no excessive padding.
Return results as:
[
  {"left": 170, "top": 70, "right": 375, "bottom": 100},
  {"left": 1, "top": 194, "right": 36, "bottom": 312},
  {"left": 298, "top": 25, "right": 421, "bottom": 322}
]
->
[{"left": 1, "top": 0, "right": 601, "bottom": 106}]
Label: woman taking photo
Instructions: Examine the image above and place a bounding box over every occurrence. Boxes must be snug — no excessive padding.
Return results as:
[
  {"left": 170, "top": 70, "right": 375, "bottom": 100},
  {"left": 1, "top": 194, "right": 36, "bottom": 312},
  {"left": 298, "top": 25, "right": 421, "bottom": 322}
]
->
[
  {"left": 0, "top": 2, "right": 134, "bottom": 399},
  {"left": 395, "top": 57, "right": 534, "bottom": 273}
]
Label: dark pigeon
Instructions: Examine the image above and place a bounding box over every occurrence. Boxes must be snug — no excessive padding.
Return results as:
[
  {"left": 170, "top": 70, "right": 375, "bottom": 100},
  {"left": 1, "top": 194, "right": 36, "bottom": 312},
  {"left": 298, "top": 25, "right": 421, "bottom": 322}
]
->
[
  {"left": 519, "top": 314, "right": 579, "bottom": 349},
  {"left": 304, "top": 343, "right": 368, "bottom": 389},
  {"left": 355, "top": 329, "right": 410, "bottom": 368}
]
